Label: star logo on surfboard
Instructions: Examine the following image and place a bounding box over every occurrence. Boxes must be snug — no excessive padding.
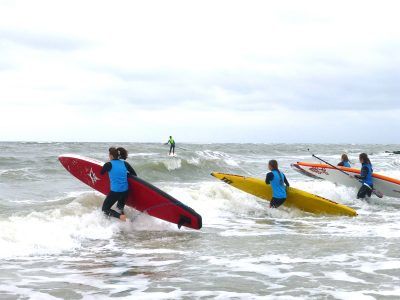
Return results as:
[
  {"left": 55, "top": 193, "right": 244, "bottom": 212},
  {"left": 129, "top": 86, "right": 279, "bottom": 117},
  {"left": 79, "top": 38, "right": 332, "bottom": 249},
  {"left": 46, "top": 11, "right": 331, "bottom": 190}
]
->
[{"left": 88, "top": 168, "right": 100, "bottom": 185}]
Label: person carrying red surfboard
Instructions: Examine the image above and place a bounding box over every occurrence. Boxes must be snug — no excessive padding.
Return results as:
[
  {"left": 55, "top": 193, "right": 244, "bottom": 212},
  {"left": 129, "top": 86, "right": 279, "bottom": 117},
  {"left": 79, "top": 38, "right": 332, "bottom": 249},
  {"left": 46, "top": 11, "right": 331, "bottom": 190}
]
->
[{"left": 100, "top": 147, "right": 137, "bottom": 221}]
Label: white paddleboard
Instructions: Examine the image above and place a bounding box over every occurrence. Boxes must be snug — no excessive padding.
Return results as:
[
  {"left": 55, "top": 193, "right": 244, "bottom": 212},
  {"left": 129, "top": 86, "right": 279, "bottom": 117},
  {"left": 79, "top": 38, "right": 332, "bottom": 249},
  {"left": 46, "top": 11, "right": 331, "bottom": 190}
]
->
[{"left": 292, "top": 162, "right": 400, "bottom": 198}]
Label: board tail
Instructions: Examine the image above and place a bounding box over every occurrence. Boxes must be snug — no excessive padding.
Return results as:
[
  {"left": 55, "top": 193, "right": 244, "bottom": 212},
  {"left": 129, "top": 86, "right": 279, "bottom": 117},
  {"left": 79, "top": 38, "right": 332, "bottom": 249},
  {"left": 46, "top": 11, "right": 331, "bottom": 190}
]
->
[{"left": 130, "top": 176, "right": 202, "bottom": 230}]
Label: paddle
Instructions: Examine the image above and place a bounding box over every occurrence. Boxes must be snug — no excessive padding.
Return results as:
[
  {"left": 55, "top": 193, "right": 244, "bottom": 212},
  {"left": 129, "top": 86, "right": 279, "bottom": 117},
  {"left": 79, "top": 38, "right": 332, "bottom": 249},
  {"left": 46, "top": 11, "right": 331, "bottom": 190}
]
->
[
  {"left": 307, "top": 150, "right": 383, "bottom": 198},
  {"left": 163, "top": 142, "right": 189, "bottom": 152}
]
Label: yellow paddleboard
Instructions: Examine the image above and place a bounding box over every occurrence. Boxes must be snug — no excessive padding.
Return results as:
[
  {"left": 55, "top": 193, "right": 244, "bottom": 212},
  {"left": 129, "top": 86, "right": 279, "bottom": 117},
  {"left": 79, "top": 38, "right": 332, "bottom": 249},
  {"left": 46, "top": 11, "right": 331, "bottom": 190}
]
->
[{"left": 211, "top": 172, "right": 357, "bottom": 217}]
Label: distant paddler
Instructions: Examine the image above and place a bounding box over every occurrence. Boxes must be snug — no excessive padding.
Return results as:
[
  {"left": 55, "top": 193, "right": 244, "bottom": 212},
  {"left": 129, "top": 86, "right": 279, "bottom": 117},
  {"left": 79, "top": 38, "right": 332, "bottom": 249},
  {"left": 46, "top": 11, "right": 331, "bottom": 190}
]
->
[{"left": 165, "top": 136, "right": 176, "bottom": 156}]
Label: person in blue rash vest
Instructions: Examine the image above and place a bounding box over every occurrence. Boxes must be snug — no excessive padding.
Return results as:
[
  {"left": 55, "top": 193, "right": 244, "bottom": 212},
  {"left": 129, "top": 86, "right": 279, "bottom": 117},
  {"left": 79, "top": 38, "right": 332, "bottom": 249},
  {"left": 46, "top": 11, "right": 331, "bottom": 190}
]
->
[
  {"left": 338, "top": 154, "right": 351, "bottom": 168},
  {"left": 265, "top": 160, "right": 290, "bottom": 208},
  {"left": 353, "top": 153, "right": 374, "bottom": 199},
  {"left": 100, "top": 147, "right": 137, "bottom": 221}
]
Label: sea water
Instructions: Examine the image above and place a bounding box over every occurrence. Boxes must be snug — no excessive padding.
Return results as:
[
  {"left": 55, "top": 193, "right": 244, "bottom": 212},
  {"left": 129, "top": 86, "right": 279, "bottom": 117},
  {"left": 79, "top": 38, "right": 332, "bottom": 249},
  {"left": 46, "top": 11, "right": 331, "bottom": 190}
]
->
[{"left": 1, "top": 142, "right": 400, "bottom": 299}]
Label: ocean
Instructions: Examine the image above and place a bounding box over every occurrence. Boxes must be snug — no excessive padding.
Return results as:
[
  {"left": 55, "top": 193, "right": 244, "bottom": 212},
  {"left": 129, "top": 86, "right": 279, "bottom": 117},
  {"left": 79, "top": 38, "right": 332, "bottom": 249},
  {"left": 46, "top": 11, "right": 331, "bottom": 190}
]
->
[{"left": 1, "top": 142, "right": 400, "bottom": 299}]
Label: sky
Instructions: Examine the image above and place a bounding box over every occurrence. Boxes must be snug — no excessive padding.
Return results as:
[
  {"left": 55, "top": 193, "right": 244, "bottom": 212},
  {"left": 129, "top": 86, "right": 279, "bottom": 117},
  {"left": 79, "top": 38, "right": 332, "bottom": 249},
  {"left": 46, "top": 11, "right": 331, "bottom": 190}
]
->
[{"left": 0, "top": 0, "right": 399, "bottom": 143}]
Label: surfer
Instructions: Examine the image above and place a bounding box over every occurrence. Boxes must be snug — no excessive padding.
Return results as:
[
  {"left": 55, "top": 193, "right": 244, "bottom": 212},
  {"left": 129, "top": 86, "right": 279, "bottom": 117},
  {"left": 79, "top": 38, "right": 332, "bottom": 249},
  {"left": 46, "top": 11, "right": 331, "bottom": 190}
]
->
[
  {"left": 338, "top": 154, "right": 351, "bottom": 167},
  {"left": 100, "top": 147, "right": 137, "bottom": 221},
  {"left": 265, "top": 160, "right": 290, "bottom": 208},
  {"left": 165, "top": 136, "right": 176, "bottom": 155},
  {"left": 353, "top": 153, "right": 374, "bottom": 199}
]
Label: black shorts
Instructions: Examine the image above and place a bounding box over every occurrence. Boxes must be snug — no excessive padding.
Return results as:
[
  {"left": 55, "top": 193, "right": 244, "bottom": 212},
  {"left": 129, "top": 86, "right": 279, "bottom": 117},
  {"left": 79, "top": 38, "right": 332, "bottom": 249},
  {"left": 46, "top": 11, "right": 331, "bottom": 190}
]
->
[
  {"left": 357, "top": 184, "right": 373, "bottom": 199},
  {"left": 270, "top": 197, "right": 286, "bottom": 208}
]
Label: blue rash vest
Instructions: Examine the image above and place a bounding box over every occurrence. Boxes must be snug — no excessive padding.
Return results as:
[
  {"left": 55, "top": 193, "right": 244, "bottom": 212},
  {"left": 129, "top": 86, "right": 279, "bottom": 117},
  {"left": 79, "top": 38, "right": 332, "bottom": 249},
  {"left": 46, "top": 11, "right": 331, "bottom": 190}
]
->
[
  {"left": 361, "top": 163, "right": 373, "bottom": 186},
  {"left": 343, "top": 161, "right": 351, "bottom": 168},
  {"left": 109, "top": 160, "right": 128, "bottom": 192},
  {"left": 270, "top": 170, "right": 287, "bottom": 199}
]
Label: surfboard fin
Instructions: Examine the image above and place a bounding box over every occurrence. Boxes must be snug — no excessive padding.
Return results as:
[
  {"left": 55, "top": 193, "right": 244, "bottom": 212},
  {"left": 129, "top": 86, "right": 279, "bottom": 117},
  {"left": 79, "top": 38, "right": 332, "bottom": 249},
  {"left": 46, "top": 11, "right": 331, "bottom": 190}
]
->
[{"left": 178, "top": 215, "right": 191, "bottom": 229}]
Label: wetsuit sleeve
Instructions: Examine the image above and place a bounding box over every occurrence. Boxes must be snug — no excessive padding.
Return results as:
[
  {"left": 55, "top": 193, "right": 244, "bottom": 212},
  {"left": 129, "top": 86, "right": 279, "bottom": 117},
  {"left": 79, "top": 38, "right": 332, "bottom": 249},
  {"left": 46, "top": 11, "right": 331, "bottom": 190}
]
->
[
  {"left": 355, "top": 166, "right": 368, "bottom": 180},
  {"left": 338, "top": 162, "right": 344, "bottom": 167},
  {"left": 284, "top": 175, "right": 290, "bottom": 187},
  {"left": 124, "top": 161, "right": 137, "bottom": 176},
  {"left": 100, "top": 162, "right": 112, "bottom": 175},
  {"left": 265, "top": 172, "right": 274, "bottom": 185}
]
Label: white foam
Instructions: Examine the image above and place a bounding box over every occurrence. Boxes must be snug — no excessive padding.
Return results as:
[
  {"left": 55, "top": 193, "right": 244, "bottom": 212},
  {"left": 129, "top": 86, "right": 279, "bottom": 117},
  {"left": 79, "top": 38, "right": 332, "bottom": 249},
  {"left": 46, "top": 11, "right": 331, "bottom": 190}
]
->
[
  {"left": 0, "top": 284, "right": 60, "bottom": 300},
  {"left": 0, "top": 192, "right": 180, "bottom": 258},
  {"left": 187, "top": 157, "right": 201, "bottom": 166},
  {"left": 199, "top": 254, "right": 311, "bottom": 279},
  {"left": 330, "top": 291, "right": 376, "bottom": 300},
  {"left": 324, "top": 270, "right": 366, "bottom": 283},
  {"left": 162, "top": 158, "right": 182, "bottom": 171}
]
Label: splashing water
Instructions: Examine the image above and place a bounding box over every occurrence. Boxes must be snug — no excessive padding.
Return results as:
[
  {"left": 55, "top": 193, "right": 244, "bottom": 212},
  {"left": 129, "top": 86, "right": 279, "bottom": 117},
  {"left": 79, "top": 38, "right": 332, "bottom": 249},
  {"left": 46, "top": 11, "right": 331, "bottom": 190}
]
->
[{"left": 1, "top": 142, "right": 400, "bottom": 299}]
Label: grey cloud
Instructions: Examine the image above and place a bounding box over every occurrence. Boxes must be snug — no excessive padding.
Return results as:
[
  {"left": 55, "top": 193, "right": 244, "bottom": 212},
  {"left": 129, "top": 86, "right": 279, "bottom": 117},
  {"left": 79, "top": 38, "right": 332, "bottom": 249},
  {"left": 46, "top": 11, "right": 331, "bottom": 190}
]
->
[{"left": 84, "top": 50, "right": 400, "bottom": 112}]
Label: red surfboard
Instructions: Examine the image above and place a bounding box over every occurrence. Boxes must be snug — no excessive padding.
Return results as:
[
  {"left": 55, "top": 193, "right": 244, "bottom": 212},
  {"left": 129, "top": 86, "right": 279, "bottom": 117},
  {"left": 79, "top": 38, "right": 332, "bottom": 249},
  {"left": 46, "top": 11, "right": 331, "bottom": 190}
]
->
[{"left": 59, "top": 154, "right": 202, "bottom": 230}]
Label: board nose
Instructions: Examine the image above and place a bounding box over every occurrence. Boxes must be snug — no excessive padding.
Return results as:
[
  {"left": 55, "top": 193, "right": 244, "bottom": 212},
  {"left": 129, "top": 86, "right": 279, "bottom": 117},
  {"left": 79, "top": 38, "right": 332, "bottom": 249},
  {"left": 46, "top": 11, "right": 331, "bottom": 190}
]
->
[{"left": 58, "top": 155, "right": 68, "bottom": 168}]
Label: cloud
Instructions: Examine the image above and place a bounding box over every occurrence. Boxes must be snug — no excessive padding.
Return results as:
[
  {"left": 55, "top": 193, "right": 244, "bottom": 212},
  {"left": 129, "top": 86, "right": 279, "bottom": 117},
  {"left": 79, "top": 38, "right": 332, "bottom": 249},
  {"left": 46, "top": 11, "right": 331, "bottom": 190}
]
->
[
  {"left": 81, "top": 59, "right": 400, "bottom": 112},
  {"left": 0, "top": 0, "right": 399, "bottom": 142},
  {"left": 0, "top": 29, "right": 88, "bottom": 51}
]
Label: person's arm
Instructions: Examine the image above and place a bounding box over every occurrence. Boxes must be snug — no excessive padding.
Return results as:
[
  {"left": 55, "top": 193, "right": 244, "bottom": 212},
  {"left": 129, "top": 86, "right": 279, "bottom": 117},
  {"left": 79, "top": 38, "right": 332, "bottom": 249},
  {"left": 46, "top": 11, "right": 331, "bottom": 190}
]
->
[
  {"left": 284, "top": 175, "right": 290, "bottom": 187},
  {"left": 100, "top": 162, "right": 112, "bottom": 175},
  {"left": 265, "top": 172, "right": 274, "bottom": 185},
  {"left": 124, "top": 161, "right": 137, "bottom": 177},
  {"left": 338, "top": 161, "right": 344, "bottom": 167},
  {"left": 354, "top": 166, "right": 368, "bottom": 180}
]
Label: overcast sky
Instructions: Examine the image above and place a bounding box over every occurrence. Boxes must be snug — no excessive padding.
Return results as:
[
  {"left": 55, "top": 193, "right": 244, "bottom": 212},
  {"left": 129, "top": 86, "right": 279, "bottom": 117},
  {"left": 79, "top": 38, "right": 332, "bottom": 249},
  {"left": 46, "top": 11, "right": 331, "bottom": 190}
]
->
[{"left": 0, "top": 0, "right": 399, "bottom": 143}]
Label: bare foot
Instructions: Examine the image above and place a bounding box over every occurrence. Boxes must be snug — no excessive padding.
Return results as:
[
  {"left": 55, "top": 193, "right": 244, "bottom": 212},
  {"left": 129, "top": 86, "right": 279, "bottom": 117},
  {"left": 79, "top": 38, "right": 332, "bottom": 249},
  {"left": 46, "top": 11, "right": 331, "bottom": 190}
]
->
[{"left": 119, "top": 214, "right": 127, "bottom": 222}]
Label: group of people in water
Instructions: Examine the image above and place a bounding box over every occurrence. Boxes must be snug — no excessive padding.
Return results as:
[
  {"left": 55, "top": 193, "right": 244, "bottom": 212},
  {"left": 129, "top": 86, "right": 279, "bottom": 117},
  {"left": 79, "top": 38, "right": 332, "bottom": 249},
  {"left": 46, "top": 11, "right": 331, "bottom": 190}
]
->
[
  {"left": 265, "top": 152, "right": 375, "bottom": 209},
  {"left": 100, "top": 140, "right": 375, "bottom": 220}
]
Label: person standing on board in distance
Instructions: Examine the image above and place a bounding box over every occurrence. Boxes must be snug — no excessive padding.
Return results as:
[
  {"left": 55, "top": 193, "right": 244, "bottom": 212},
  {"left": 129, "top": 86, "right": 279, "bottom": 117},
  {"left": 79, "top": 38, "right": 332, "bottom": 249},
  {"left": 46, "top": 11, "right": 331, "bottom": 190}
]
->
[
  {"left": 338, "top": 154, "right": 351, "bottom": 167},
  {"left": 265, "top": 160, "right": 290, "bottom": 208},
  {"left": 353, "top": 153, "right": 374, "bottom": 199},
  {"left": 100, "top": 147, "right": 137, "bottom": 221},
  {"left": 166, "top": 136, "right": 176, "bottom": 155}
]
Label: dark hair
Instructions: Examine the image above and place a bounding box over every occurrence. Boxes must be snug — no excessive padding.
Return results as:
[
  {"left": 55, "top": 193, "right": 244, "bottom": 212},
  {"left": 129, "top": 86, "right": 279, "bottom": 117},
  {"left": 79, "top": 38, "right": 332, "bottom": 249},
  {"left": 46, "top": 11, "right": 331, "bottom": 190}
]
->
[
  {"left": 269, "top": 159, "right": 283, "bottom": 184},
  {"left": 109, "top": 147, "right": 119, "bottom": 160},
  {"left": 341, "top": 154, "right": 349, "bottom": 162},
  {"left": 269, "top": 159, "right": 278, "bottom": 170},
  {"left": 359, "top": 153, "right": 371, "bottom": 165},
  {"left": 117, "top": 147, "right": 128, "bottom": 160},
  {"left": 109, "top": 147, "right": 128, "bottom": 160}
]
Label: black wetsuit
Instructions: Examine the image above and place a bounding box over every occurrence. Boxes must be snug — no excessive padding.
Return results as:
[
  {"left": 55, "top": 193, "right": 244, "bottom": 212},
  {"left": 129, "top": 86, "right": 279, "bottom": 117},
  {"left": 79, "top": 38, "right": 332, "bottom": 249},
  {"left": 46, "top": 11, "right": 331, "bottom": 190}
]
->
[
  {"left": 265, "top": 172, "right": 290, "bottom": 208},
  {"left": 170, "top": 143, "right": 175, "bottom": 154},
  {"left": 100, "top": 161, "right": 137, "bottom": 218}
]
